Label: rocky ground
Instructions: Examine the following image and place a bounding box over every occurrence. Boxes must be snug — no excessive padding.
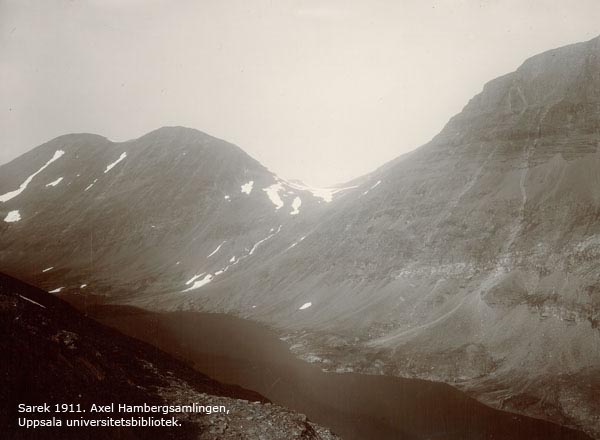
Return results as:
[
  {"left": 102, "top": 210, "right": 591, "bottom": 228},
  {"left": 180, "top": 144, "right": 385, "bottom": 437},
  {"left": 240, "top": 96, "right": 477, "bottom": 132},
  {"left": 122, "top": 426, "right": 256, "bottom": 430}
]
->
[
  {"left": 161, "top": 380, "right": 338, "bottom": 440},
  {"left": 0, "top": 272, "right": 339, "bottom": 439}
]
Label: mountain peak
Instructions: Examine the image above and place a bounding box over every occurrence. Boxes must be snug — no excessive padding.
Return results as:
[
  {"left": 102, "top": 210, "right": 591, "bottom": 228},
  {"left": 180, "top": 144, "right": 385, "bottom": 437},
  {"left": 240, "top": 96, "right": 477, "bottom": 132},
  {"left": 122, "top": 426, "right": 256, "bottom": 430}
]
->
[
  {"left": 468, "top": 35, "right": 600, "bottom": 115},
  {"left": 436, "top": 35, "right": 600, "bottom": 149},
  {"left": 47, "top": 132, "right": 110, "bottom": 144},
  {"left": 134, "top": 126, "right": 255, "bottom": 157},
  {"left": 146, "top": 125, "right": 207, "bottom": 135},
  {"left": 139, "top": 126, "right": 218, "bottom": 142}
]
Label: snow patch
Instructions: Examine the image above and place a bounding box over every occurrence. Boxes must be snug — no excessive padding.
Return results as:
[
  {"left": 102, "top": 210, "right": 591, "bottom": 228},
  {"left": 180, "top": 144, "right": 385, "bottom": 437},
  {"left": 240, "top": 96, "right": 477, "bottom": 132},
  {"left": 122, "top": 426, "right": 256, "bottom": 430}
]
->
[
  {"left": 45, "top": 177, "right": 64, "bottom": 187},
  {"left": 299, "top": 302, "right": 312, "bottom": 310},
  {"left": 290, "top": 197, "right": 302, "bottom": 215},
  {"left": 84, "top": 179, "right": 98, "bottom": 191},
  {"left": 229, "top": 256, "right": 236, "bottom": 263},
  {"left": 282, "top": 179, "right": 357, "bottom": 203},
  {"left": 80, "top": 284, "right": 87, "bottom": 289},
  {"left": 263, "top": 183, "right": 285, "bottom": 209},
  {"left": 224, "top": 195, "right": 230, "bottom": 200},
  {"left": 0, "top": 150, "right": 65, "bottom": 202},
  {"left": 18, "top": 295, "right": 46, "bottom": 309},
  {"left": 104, "top": 152, "right": 127, "bottom": 173},
  {"left": 249, "top": 225, "right": 282, "bottom": 255},
  {"left": 4, "top": 210, "right": 21, "bottom": 223},
  {"left": 363, "top": 180, "right": 382, "bottom": 195},
  {"left": 207, "top": 241, "right": 226, "bottom": 258},
  {"left": 183, "top": 274, "right": 213, "bottom": 291},
  {"left": 42, "top": 267, "right": 54, "bottom": 273},
  {"left": 286, "top": 235, "right": 306, "bottom": 251},
  {"left": 48, "top": 287, "right": 64, "bottom": 293},
  {"left": 308, "top": 188, "right": 335, "bottom": 202},
  {"left": 186, "top": 273, "right": 206, "bottom": 285},
  {"left": 241, "top": 181, "right": 254, "bottom": 194}
]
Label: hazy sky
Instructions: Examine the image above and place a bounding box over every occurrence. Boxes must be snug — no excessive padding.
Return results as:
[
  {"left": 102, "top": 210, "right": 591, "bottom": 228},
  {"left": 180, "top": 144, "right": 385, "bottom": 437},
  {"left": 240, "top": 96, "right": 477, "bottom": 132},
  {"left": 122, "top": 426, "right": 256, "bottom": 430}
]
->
[{"left": 1, "top": 0, "right": 599, "bottom": 186}]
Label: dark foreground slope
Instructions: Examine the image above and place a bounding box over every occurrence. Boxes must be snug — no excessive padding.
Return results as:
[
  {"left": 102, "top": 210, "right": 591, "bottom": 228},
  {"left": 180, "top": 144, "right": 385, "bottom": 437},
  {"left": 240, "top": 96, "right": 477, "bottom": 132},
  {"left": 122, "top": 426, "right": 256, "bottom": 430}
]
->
[{"left": 0, "top": 273, "right": 339, "bottom": 440}]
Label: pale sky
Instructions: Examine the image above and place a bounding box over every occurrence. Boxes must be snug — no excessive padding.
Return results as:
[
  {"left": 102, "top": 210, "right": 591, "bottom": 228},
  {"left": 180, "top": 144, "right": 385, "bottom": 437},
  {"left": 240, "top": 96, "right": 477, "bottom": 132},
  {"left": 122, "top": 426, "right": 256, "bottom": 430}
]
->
[{"left": 1, "top": 0, "right": 599, "bottom": 186}]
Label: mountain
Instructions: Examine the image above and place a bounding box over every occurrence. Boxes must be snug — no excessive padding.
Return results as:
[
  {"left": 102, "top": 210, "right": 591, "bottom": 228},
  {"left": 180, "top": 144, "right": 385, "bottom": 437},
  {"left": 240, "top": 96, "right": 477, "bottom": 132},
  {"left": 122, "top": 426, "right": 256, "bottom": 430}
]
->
[
  {"left": 0, "top": 126, "right": 345, "bottom": 300},
  {"left": 217, "top": 35, "right": 600, "bottom": 436},
  {"left": 0, "top": 272, "right": 339, "bottom": 439},
  {"left": 1, "top": 36, "right": 600, "bottom": 437}
]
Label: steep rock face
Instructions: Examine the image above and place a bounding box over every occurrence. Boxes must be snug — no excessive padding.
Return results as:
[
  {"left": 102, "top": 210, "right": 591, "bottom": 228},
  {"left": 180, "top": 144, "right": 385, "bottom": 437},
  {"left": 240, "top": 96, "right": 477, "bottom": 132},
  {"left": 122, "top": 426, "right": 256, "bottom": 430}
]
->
[
  {"left": 192, "top": 37, "right": 600, "bottom": 329},
  {"left": 171, "top": 37, "right": 600, "bottom": 437}
]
